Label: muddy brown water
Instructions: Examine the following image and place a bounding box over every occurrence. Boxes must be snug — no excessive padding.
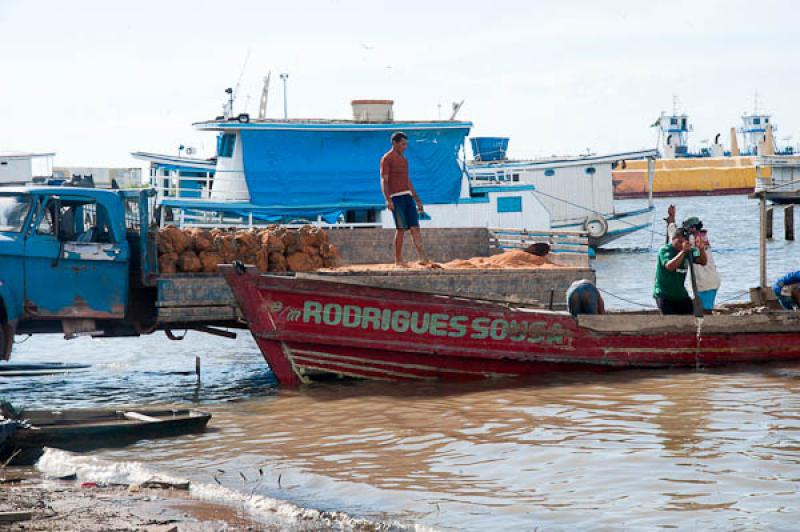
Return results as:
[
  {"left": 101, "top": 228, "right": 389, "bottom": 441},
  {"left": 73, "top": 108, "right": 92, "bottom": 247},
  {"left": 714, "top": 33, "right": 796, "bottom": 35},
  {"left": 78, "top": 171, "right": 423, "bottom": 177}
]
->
[{"left": 4, "top": 195, "right": 800, "bottom": 530}]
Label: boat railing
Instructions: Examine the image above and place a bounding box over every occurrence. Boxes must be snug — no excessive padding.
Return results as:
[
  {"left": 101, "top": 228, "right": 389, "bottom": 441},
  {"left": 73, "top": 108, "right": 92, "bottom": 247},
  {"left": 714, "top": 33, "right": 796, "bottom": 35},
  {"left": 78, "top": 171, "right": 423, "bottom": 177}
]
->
[
  {"left": 149, "top": 173, "right": 214, "bottom": 201},
  {"left": 162, "top": 207, "right": 382, "bottom": 230},
  {"left": 489, "top": 227, "right": 590, "bottom": 258}
]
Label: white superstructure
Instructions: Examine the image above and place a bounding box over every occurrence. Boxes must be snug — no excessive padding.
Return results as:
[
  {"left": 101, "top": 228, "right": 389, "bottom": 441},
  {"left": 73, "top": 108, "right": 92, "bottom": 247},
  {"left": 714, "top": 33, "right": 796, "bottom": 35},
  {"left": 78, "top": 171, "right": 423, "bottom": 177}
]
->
[{"left": 0, "top": 152, "right": 54, "bottom": 185}]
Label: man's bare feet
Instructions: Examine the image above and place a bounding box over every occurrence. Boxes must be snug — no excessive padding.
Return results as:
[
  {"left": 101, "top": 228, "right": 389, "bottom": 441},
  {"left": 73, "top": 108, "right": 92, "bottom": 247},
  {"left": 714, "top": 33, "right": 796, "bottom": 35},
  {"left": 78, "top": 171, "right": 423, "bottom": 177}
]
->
[{"left": 394, "top": 261, "right": 410, "bottom": 268}]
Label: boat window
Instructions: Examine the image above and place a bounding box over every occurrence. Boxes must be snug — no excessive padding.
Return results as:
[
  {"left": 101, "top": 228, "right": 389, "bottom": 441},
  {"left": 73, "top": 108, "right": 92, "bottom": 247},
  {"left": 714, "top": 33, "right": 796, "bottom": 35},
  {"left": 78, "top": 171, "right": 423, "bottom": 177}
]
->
[
  {"left": 753, "top": 118, "right": 761, "bottom": 125},
  {"left": 217, "top": 134, "right": 236, "bottom": 158},
  {"left": 585, "top": 167, "right": 596, "bottom": 175},
  {"left": 765, "top": 118, "right": 769, "bottom": 123},
  {"left": 512, "top": 173, "right": 520, "bottom": 182},
  {"left": 544, "top": 169, "right": 555, "bottom": 177},
  {"left": 670, "top": 118, "right": 678, "bottom": 125},
  {"left": 497, "top": 196, "right": 522, "bottom": 213},
  {"left": 0, "top": 195, "right": 32, "bottom": 233}
]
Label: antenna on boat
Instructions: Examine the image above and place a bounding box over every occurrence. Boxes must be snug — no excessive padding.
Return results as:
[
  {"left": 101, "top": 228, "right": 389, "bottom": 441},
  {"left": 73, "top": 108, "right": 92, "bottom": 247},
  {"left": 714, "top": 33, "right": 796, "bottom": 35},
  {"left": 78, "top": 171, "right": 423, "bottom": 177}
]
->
[
  {"left": 223, "top": 87, "right": 234, "bottom": 118},
  {"left": 449, "top": 100, "right": 464, "bottom": 120},
  {"left": 258, "top": 71, "right": 271, "bottom": 119},
  {"left": 230, "top": 49, "right": 251, "bottom": 114},
  {"left": 280, "top": 73, "right": 289, "bottom": 119}
]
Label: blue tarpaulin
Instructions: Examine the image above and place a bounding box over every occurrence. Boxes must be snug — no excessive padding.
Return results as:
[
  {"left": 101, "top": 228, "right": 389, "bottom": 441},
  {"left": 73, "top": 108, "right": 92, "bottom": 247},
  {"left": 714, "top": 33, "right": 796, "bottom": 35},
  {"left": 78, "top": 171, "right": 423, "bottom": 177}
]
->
[{"left": 239, "top": 126, "right": 470, "bottom": 208}]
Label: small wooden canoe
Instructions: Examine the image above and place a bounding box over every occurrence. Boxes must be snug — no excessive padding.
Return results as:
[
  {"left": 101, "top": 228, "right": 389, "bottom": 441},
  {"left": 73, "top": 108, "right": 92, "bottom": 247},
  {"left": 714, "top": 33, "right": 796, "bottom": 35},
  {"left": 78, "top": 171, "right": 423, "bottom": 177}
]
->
[
  {"left": 0, "top": 362, "right": 90, "bottom": 377},
  {"left": 221, "top": 265, "right": 800, "bottom": 386},
  {"left": 1, "top": 408, "right": 211, "bottom": 465}
]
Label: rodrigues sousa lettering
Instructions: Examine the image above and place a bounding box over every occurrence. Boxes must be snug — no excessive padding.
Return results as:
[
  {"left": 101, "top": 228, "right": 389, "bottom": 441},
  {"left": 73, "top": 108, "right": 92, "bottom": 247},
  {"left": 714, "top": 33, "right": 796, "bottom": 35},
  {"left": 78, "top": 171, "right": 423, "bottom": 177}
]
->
[{"left": 300, "top": 300, "right": 570, "bottom": 346}]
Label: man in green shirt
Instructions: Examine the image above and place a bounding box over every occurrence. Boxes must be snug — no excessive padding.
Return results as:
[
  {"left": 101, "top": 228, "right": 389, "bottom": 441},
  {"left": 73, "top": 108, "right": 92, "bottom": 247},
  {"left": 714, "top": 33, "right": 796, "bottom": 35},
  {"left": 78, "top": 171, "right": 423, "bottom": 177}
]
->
[{"left": 654, "top": 227, "right": 707, "bottom": 315}]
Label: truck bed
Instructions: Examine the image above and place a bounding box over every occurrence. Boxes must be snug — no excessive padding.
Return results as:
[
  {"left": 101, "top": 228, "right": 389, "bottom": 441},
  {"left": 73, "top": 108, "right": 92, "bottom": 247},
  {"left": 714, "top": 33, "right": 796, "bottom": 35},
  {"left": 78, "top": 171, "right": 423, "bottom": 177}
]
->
[{"left": 156, "top": 274, "right": 242, "bottom": 325}]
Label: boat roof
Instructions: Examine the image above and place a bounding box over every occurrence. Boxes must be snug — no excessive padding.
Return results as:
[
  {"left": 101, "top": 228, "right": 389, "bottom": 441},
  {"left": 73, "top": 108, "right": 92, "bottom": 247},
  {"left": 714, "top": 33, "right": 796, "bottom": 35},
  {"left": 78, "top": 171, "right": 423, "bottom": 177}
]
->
[
  {"left": 131, "top": 151, "right": 216, "bottom": 170},
  {"left": 0, "top": 186, "right": 127, "bottom": 200},
  {"left": 0, "top": 151, "right": 55, "bottom": 160},
  {"left": 469, "top": 149, "right": 659, "bottom": 169},
  {"left": 194, "top": 118, "right": 473, "bottom": 132}
]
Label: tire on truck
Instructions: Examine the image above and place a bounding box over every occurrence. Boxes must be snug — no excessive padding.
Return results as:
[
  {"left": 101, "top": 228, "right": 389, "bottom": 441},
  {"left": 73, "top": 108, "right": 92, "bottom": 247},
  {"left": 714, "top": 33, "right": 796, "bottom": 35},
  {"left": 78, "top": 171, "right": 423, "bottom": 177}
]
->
[{"left": 0, "top": 303, "right": 13, "bottom": 361}]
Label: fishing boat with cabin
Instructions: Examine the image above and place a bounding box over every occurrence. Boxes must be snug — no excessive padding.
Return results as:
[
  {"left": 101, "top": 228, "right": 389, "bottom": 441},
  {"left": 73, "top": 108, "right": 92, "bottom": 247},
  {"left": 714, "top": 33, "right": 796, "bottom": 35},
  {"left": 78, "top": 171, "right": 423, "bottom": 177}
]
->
[{"left": 135, "top": 96, "right": 657, "bottom": 248}]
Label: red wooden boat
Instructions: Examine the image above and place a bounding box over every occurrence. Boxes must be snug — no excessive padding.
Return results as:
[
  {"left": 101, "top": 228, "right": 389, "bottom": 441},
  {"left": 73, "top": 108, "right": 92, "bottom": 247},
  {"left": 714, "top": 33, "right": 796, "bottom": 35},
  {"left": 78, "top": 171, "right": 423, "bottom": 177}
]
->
[{"left": 221, "top": 266, "right": 800, "bottom": 385}]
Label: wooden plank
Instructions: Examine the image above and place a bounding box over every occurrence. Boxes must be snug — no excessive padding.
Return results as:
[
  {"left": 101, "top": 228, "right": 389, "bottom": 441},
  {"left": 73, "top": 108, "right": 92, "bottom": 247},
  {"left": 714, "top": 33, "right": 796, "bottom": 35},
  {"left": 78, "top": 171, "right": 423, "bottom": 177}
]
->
[
  {"left": 157, "top": 306, "right": 240, "bottom": 322},
  {"left": 491, "top": 245, "right": 590, "bottom": 254},
  {"left": 156, "top": 275, "right": 236, "bottom": 307},
  {"left": 489, "top": 236, "right": 589, "bottom": 245},
  {"left": 124, "top": 411, "right": 161, "bottom": 423},
  {"left": 0, "top": 512, "right": 32, "bottom": 523},
  {"left": 578, "top": 314, "right": 697, "bottom": 334},
  {"left": 579, "top": 312, "right": 800, "bottom": 335},
  {"left": 488, "top": 228, "right": 588, "bottom": 236},
  {"left": 786, "top": 205, "right": 795, "bottom": 240}
]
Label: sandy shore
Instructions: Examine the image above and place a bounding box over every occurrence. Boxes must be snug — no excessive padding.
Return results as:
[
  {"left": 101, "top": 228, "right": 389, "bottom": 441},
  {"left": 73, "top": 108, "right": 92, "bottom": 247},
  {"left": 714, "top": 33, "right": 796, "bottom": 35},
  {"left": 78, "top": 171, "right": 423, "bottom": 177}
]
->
[{"left": 0, "top": 468, "right": 268, "bottom": 531}]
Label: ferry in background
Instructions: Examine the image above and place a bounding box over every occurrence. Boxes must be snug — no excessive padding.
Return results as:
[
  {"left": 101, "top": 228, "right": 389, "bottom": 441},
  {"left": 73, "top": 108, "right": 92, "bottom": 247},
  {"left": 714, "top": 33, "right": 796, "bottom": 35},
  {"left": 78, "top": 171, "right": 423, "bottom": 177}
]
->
[
  {"left": 134, "top": 99, "right": 657, "bottom": 248},
  {"left": 613, "top": 98, "right": 790, "bottom": 198}
]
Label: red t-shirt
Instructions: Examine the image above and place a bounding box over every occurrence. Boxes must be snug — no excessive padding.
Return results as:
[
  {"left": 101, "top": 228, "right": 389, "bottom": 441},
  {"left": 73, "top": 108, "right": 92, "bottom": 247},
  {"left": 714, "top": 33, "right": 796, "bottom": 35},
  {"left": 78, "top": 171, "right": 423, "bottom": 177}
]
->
[{"left": 380, "top": 150, "right": 411, "bottom": 196}]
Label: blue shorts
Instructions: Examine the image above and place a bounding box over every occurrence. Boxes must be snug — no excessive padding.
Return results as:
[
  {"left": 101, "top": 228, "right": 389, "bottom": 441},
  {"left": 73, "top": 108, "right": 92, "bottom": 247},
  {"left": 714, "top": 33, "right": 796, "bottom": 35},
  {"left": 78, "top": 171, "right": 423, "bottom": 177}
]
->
[
  {"left": 777, "top": 294, "right": 799, "bottom": 310},
  {"left": 566, "top": 281, "right": 600, "bottom": 317},
  {"left": 391, "top": 194, "right": 419, "bottom": 230}
]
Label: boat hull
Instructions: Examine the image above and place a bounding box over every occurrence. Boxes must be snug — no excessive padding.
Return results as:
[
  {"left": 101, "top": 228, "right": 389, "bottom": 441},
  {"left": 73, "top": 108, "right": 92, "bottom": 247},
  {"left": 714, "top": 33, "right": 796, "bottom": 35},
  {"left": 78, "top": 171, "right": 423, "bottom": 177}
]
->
[
  {"left": 222, "top": 267, "right": 800, "bottom": 386},
  {"left": 2, "top": 408, "right": 211, "bottom": 465}
]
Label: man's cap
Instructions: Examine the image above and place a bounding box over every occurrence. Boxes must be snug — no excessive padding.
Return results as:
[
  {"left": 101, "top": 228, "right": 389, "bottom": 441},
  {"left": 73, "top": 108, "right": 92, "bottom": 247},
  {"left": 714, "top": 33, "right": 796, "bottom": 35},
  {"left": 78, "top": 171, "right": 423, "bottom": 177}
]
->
[
  {"left": 681, "top": 217, "right": 703, "bottom": 231},
  {"left": 674, "top": 227, "right": 691, "bottom": 239}
]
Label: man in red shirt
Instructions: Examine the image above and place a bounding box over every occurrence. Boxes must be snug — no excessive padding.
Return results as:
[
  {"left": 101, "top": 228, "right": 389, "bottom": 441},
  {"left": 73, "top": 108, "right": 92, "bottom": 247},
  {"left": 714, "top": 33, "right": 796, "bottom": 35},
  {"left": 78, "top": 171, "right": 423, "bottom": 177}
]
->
[{"left": 380, "top": 131, "right": 429, "bottom": 266}]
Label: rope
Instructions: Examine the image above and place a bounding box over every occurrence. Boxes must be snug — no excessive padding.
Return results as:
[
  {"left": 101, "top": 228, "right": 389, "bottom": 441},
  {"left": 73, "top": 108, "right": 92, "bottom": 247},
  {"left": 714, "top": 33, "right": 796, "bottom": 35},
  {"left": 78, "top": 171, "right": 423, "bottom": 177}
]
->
[
  {"left": 717, "top": 289, "right": 751, "bottom": 303},
  {"left": 531, "top": 189, "right": 668, "bottom": 239},
  {"left": 596, "top": 287, "right": 658, "bottom": 309},
  {"left": 599, "top": 287, "right": 750, "bottom": 309},
  {"left": 762, "top": 176, "right": 800, "bottom": 191}
]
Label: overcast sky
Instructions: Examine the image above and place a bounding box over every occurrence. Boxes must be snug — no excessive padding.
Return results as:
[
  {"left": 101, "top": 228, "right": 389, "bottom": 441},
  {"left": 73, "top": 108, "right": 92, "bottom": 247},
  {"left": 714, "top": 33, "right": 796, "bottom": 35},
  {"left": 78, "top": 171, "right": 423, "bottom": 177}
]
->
[{"left": 1, "top": 0, "right": 797, "bottom": 167}]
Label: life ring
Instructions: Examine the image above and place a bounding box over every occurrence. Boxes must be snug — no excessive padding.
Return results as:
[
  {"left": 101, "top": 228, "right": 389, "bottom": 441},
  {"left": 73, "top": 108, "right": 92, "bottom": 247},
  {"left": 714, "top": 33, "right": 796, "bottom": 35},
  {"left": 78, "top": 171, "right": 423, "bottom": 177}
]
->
[{"left": 583, "top": 215, "right": 609, "bottom": 238}]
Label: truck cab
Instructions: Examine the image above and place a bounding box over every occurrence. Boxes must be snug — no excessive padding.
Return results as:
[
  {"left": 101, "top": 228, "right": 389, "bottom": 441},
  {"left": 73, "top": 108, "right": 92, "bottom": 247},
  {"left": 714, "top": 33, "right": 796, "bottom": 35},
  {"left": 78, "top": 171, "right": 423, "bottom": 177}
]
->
[{"left": 0, "top": 187, "right": 240, "bottom": 360}]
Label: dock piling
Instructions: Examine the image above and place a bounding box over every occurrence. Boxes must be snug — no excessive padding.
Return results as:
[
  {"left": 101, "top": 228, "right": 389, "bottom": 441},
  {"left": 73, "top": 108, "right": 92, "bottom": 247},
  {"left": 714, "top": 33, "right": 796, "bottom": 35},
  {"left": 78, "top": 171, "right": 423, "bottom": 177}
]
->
[
  {"left": 785, "top": 205, "right": 795, "bottom": 240},
  {"left": 195, "top": 356, "right": 201, "bottom": 382},
  {"left": 766, "top": 207, "right": 774, "bottom": 239}
]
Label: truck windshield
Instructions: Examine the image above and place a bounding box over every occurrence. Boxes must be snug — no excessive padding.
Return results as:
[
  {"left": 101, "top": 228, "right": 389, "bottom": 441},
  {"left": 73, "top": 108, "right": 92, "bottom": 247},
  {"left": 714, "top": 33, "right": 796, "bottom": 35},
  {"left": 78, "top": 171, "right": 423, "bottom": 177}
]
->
[{"left": 0, "top": 195, "right": 32, "bottom": 233}]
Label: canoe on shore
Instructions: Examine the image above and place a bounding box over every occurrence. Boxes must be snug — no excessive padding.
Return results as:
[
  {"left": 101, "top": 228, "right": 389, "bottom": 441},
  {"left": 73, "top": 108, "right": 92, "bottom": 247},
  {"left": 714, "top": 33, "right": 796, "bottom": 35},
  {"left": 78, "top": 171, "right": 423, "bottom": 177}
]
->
[
  {"left": 1, "top": 408, "right": 211, "bottom": 465},
  {"left": 221, "top": 265, "right": 800, "bottom": 386}
]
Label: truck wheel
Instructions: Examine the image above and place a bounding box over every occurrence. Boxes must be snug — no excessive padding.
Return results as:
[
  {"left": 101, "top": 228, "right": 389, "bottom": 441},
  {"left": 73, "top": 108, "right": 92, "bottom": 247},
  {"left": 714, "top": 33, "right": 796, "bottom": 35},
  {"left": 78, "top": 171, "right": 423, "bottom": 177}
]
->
[{"left": 0, "top": 322, "right": 11, "bottom": 361}]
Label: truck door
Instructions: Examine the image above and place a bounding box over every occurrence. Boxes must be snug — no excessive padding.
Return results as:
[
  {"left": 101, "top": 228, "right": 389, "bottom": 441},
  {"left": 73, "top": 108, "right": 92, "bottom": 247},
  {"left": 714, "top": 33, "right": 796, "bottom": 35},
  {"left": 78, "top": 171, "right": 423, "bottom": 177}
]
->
[{"left": 23, "top": 194, "right": 129, "bottom": 319}]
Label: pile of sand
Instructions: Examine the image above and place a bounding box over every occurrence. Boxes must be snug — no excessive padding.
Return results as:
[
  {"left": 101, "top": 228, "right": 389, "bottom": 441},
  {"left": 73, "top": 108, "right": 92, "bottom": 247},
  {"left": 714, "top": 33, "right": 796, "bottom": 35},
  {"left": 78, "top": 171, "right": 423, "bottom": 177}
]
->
[
  {"left": 156, "top": 225, "right": 341, "bottom": 274},
  {"left": 322, "top": 249, "right": 560, "bottom": 272}
]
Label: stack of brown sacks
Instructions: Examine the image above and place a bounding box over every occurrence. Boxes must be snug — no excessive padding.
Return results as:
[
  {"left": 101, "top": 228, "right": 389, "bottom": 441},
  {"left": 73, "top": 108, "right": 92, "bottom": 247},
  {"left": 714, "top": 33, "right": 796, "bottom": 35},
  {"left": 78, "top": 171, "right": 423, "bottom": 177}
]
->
[{"left": 156, "top": 226, "right": 341, "bottom": 274}]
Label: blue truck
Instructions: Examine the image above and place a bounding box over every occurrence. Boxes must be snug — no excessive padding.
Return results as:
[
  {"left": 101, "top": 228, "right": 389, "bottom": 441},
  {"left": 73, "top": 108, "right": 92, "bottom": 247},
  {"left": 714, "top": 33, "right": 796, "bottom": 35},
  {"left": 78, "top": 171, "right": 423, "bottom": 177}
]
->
[{"left": 0, "top": 186, "right": 242, "bottom": 360}]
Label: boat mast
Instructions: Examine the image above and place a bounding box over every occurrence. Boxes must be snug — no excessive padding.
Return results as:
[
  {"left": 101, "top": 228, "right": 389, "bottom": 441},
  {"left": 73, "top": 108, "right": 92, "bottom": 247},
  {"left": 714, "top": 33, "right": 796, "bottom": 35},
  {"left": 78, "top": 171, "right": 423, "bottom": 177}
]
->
[
  {"left": 258, "top": 72, "right": 271, "bottom": 119},
  {"left": 280, "top": 73, "right": 289, "bottom": 119}
]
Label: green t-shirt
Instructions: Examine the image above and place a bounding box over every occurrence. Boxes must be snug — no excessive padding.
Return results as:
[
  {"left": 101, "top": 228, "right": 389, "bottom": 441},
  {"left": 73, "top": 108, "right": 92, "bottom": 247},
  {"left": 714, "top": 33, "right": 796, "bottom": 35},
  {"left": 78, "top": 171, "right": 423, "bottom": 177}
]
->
[{"left": 653, "top": 244, "right": 690, "bottom": 300}]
